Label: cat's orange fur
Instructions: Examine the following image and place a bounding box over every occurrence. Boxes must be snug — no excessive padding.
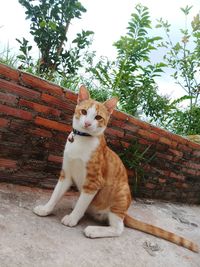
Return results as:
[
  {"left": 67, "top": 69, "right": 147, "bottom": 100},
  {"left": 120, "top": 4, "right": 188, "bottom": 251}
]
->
[
  {"left": 34, "top": 85, "right": 198, "bottom": 253},
  {"left": 72, "top": 86, "right": 199, "bottom": 253}
]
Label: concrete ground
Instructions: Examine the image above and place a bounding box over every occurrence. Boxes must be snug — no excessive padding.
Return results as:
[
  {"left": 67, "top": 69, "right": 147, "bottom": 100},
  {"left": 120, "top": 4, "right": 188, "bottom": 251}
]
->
[{"left": 0, "top": 183, "right": 200, "bottom": 267}]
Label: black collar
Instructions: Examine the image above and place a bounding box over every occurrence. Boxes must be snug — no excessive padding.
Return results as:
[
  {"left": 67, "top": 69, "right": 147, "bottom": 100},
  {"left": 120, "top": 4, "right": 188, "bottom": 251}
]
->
[{"left": 73, "top": 128, "right": 91, "bottom": 137}]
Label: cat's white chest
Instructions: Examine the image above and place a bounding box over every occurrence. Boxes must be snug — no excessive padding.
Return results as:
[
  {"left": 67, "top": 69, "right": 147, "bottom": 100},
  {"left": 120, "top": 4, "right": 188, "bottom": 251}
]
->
[{"left": 63, "top": 133, "right": 99, "bottom": 191}]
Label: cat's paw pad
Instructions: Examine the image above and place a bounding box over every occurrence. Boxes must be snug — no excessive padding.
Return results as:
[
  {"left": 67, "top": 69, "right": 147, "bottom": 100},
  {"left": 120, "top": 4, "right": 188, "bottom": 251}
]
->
[
  {"left": 61, "top": 214, "right": 78, "bottom": 227},
  {"left": 84, "top": 226, "right": 99, "bottom": 238},
  {"left": 33, "top": 205, "right": 52, "bottom": 217}
]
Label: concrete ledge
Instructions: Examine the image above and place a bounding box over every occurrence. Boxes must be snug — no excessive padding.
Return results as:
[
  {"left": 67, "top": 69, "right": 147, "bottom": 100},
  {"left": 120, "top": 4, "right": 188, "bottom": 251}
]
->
[{"left": 0, "top": 183, "right": 199, "bottom": 267}]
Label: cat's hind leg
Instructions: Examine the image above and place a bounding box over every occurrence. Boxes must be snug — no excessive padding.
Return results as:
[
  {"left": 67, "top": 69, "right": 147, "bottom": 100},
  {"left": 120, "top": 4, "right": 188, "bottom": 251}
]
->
[
  {"left": 33, "top": 169, "right": 72, "bottom": 216},
  {"left": 84, "top": 212, "right": 124, "bottom": 238}
]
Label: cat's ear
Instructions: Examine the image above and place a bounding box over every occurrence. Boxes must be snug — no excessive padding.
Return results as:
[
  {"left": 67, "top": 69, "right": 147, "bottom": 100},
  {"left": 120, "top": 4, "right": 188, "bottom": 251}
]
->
[
  {"left": 77, "top": 85, "right": 90, "bottom": 103},
  {"left": 104, "top": 97, "right": 118, "bottom": 114}
]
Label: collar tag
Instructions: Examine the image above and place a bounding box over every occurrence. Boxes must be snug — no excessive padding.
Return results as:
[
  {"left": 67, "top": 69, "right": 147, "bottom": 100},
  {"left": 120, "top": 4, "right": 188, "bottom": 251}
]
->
[{"left": 68, "top": 133, "right": 75, "bottom": 143}]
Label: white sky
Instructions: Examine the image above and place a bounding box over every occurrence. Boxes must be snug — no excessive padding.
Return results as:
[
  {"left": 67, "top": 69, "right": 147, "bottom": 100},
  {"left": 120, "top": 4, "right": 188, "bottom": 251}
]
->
[{"left": 0, "top": 0, "right": 199, "bottom": 99}]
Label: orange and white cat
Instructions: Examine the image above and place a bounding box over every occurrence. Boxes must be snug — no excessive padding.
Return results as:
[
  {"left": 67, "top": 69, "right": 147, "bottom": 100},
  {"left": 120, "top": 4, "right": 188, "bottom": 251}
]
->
[{"left": 34, "top": 85, "right": 198, "bottom": 253}]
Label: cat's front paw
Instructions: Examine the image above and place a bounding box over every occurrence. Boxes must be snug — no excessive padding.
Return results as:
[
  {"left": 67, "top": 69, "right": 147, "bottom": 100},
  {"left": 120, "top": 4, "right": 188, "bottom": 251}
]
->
[
  {"left": 61, "top": 214, "right": 78, "bottom": 227},
  {"left": 84, "top": 226, "right": 98, "bottom": 238},
  {"left": 33, "top": 205, "right": 52, "bottom": 217}
]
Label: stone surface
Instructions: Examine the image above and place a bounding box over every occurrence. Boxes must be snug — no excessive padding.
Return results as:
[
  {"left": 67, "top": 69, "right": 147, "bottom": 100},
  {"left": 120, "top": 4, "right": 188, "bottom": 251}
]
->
[{"left": 0, "top": 183, "right": 200, "bottom": 267}]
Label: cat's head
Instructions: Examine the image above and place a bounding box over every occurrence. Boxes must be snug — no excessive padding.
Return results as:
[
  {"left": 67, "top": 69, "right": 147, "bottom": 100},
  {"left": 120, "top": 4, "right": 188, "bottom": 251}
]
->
[{"left": 73, "top": 85, "right": 118, "bottom": 136}]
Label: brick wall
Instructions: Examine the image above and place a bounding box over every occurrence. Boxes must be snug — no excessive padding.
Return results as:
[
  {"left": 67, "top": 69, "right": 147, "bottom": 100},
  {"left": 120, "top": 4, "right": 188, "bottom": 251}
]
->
[{"left": 0, "top": 63, "right": 200, "bottom": 204}]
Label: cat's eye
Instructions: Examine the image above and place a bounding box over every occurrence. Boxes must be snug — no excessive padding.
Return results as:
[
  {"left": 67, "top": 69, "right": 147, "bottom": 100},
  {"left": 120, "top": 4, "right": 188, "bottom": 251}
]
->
[
  {"left": 95, "top": 115, "right": 103, "bottom": 121},
  {"left": 81, "top": 109, "right": 87, "bottom": 115}
]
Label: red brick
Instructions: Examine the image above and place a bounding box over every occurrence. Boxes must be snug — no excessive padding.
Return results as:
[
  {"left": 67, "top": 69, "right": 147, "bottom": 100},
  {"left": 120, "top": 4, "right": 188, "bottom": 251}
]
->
[
  {"left": 0, "top": 64, "right": 19, "bottom": 81},
  {"left": 169, "top": 172, "right": 185, "bottom": 181},
  {"left": 0, "top": 118, "right": 9, "bottom": 127},
  {"left": 0, "top": 104, "right": 33, "bottom": 120},
  {"left": 156, "top": 169, "right": 171, "bottom": 177},
  {"left": 124, "top": 123, "right": 139, "bottom": 132},
  {"left": 113, "top": 110, "right": 129, "bottom": 121},
  {"left": 156, "top": 152, "right": 173, "bottom": 161},
  {"left": 108, "top": 139, "right": 121, "bottom": 147},
  {"left": 172, "top": 135, "right": 188, "bottom": 145},
  {"left": 105, "top": 127, "right": 124, "bottom": 138},
  {"left": 120, "top": 141, "right": 130, "bottom": 148},
  {"left": 187, "top": 140, "right": 200, "bottom": 150},
  {"left": 178, "top": 144, "right": 192, "bottom": 153},
  {"left": 19, "top": 99, "right": 61, "bottom": 116},
  {"left": 152, "top": 126, "right": 187, "bottom": 145},
  {"left": 123, "top": 132, "right": 136, "bottom": 141},
  {"left": 0, "top": 92, "right": 17, "bottom": 104},
  {"left": 0, "top": 79, "right": 40, "bottom": 99},
  {"left": 110, "top": 119, "right": 126, "bottom": 128},
  {"left": 128, "top": 116, "right": 151, "bottom": 130},
  {"left": 41, "top": 93, "right": 74, "bottom": 111},
  {"left": 159, "top": 137, "right": 171, "bottom": 145},
  {"left": 138, "top": 139, "right": 153, "bottom": 146},
  {"left": 35, "top": 116, "right": 71, "bottom": 132},
  {"left": 145, "top": 182, "right": 156, "bottom": 189},
  {"left": 182, "top": 168, "right": 196, "bottom": 175},
  {"left": 195, "top": 170, "right": 200, "bottom": 176},
  {"left": 48, "top": 154, "right": 63, "bottom": 163},
  {"left": 142, "top": 164, "right": 152, "bottom": 172},
  {"left": 168, "top": 149, "right": 183, "bottom": 157},
  {"left": 158, "top": 178, "right": 166, "bottom": 184},
  {"left": 21, "top": 72, "right": 63, "bottom": 96},
  {"left": 174, "top": 182, "right": 189, "bottom": 189},
  {"left": 28, "top": 127, "right": 53, "bottom": 138},
  {"left": 159, "top": 137, "right": 177, "bottom": 148},
  {"left": 65, "top": 90, "right": 78, "bottom": 102},
  {"left": 193, "top": 150, "right": 200, "bottom": 157},
  {"left": 138, "top": 129, "right": 159, "bottom": 141},
  {"left": 127, "top": 169, "right": 135, "bottom": 177},
  {"left": 0, "top": 158, "right": 17, "bottom": 168},
  {"left": 151, "top": 125, "right": 168, "bottom": 137},
  {"left": 185, "top": 162, "right": 200, "bottom": 170}
]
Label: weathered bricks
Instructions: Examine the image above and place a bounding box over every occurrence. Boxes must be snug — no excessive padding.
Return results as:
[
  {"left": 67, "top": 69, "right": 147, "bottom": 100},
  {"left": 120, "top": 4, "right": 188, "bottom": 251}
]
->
[
  {"left": 105, "top": 127, "right": 124, "bottom": 138},
  {"left": 20, "top": 72, "right": 63, "bottom": 96},
  {"left": 0, "top": 63, "right": 200, "bottom": 203},
  {"left": 48, "top": 154, "right": 63, "bottom": 163},
  {"left": 138, "top": 129, "right": 159, "bottom": 141},
  {"left": 35, "top": 116, "right": 71, "bottom": 132},
  {"left": 19, "top": 99, "right": 61, "bottom": 117},
  {"left": 41, "top": 93, "right": 74, "bottom": 111},
  {"left": 28, "top": 127, "right": 53, "bottom": 138},
  {"left": 0, "top": 79, "right": 40, "bottom": 99},
  {"left": 0, "top": 92, "right": 18, "bottom": 105},
  {"left": 0, "top": 118, "right": 9, "bottom": 127},
  {"left": 0, "top": 63, "right": 19, "bottom": 81},
  {"left": 65, "top": 90, "right": 77, "bottom": 102},
  {"left": 0, "top": 158, "right": 17, "bottom": 169},
  {"left": 0, "top": 104, "right": 33, "bottom": 120}
]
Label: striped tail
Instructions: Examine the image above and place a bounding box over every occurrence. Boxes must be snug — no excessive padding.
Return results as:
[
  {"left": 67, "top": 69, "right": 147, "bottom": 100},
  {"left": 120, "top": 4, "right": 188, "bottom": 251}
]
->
[{"left": 124, "top": 214, "right": 199, "bottom": 253}]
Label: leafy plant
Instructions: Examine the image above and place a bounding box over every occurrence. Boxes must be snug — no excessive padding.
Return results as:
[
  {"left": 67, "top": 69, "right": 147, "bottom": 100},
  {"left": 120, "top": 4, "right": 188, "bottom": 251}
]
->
[
  {"left": 156, "top": 6, "right": 200, "bottom": 134},
  {"left": 87, "top": 4, "right": 171, "bottom": 122},
  {"left": 17, "top": 0, "right": 93, "bottom": 79},
  {"left": 16, "top": 37, "right": 33, "bottom": 70},
  {"left": 119, "top": 140, "right": 155, "bottom": 195},
  {"left": 0, "top": 43, "right": 18, "bottom": 67}
]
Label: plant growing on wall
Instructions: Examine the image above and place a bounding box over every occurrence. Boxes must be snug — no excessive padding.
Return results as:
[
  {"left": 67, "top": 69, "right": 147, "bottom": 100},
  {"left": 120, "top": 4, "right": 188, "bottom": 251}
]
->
[
  {"left": 17, "top": 0, "right": 93, "bottom": 80},
  {"left": 119, "top": 140, "right": 155, "bottom": 195},
  {"left": 157, "top": 5, "right": 200, "bottom": 134}
]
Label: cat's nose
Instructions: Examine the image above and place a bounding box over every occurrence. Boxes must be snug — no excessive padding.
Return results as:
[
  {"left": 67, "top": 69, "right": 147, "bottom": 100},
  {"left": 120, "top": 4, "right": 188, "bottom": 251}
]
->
[{"left": 84, "top": 121, "right": 91, "bottom": 128}]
